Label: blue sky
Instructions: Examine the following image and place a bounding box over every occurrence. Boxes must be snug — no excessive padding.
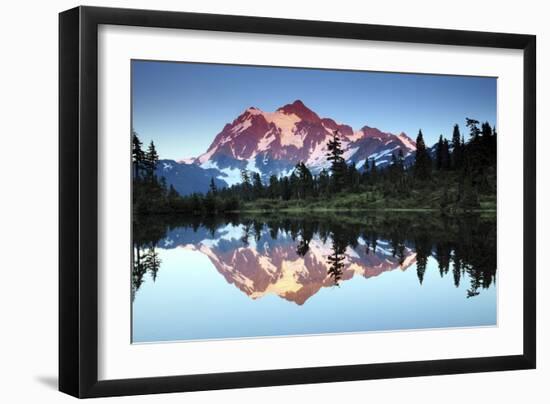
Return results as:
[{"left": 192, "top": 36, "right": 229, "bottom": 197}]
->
[{"left": 132, "top": 60, "right": 497, "bottom": 160}]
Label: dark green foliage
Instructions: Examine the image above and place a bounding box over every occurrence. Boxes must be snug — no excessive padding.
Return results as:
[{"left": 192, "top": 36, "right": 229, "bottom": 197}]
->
[
  {"left": 414, "top": 129, "right": 432, "bottom": 179},
  {"left": 326, "top": 130, "right": 347, "bottom": 190},
  {"left": 317, "top": 169, "right": 330, "bottom": 197},
  {"left": 435, "top": 135, "right": 451, "bottom": 171},
  {"left": 466, "top": 118, "right": 481, "bottom": 139},
  {"left": 451, "top": 124, "right": 463, "bottom": 170},
  {"left": 415, "top": 234, "right": 431, "bottom": 285},
  {"left": 209, "top": 177, "right": 218, "bottom": 195},
  {"left": 251, "top": 172, "right": 264, "bottom": 199},
  {"left": 327, "top": 236, "right": 346, "bottom": 286},
  {"left": 143, "top": 141, "right": 159, "bottom": 180},
  {"left": 132, "top": 131, "right": 145, "bottom": 178},
  {"left": 293, "top": 162, "right": 314, "bottom": 199},
  {"left": 347, "top": 162, "right": 361, "bottom": 192}
]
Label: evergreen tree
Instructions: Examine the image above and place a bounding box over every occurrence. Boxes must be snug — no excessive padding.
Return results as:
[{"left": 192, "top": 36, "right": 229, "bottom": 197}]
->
[
  {"left": 435, "top": 135, "right": 444, "bottom": 170},
  {"left": 144, "top": 141, "right": 159, "bottom": 180},
  {"left": 414, "top": 129, "right": 431, "bottom": 179},
  {"left": 268, "top": 175, "right": 279, "bottom": 199},
  {"left": 318, "top": 169, "right": 330, "bottom": 196},
  {"left": 294, "top": 162, "right": 314, "bottom": 198},
  {"left": 167, "top": 184, "right": 180, "bottom": 210},
  {"left": 389, "top": 153, "right": 399, "bottom": 181},
  {"left": 209, "top": 177, "right": 218, "bottom": 195},
  {"left": 132, "top": 131, "right": 145, "bottom": 178},
  {"left": 481, "top": 121, "right": 492, "bottom": 138},
  {"left": 415, "top": 236, "right": 430, "bottom": 285},
  {"left": 289, "top": 171, "right": 298, "bottom": 199},
  {"left": 204, "top": 191, "right": 217, "bottom": 214},
  {"left": 280, "top": 176, "right": 291, "bottom": 200},
  {"left": 466, "top": 118, "right": 481, "bottom": 140},
  {"left": 252, "top": 172, "right": 264, "bottom": 198},
  {"left": 396, "top": 149, "right": 405, "bottom": 173},
  {"left": 347, "top": 162, "right": 360, "bottom": 191},
  {"left": 143, "top": 247, "right": 161, "bottom": 282},
  {"left": 370, "top": 158, "right": 378, "bottom": 182},
  {"left": 327, "top": 235, "right": 346, "bottom": 286},
  {"left": 240, "top": 169, "right": 252, "bottom": 199},
  {"left": 451, "top": 124, "right": 462, "bottom": 170},
  {"left": 442, "top": 139, "right": 451, "bottom": 170},
  {"left": 326, "top": 130, "right": 347, "bottom": 190}
]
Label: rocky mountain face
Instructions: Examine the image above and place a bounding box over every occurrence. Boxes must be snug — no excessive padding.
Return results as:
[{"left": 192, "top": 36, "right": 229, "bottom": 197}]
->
[{"left": 159, "top": 100, "right": 416, "bottom": 194}]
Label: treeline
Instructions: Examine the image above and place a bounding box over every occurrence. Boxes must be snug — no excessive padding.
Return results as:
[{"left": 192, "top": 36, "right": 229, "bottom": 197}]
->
[
  {"left": 133, "top": 117, "right": 496, "bottom": 214},
  {"left": 132, "top": 131, "right": 241, "bottom": 214}
]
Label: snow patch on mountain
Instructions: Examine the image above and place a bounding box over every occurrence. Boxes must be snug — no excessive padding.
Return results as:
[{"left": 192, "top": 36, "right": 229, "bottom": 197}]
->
[
  {"left": 343, "top": 146, "right": 359, "bottom": 161},
  {"left": 246, "top": 157, "right": 260, "bottom": 175},
  {"left": 265, "top": 111, "right": 302, "bottom": 147},
  {"left": 231, "top": 118, "right": 253, "bottom": 134},
  {"left": 218, "top": 166, "right": 242, "bottom": 186},
  {"left": 304, "top": 140, "right": 330, "bottom": 170},
  {"left": 197, "top": 147, "right": 218, "bottom": 165},
  {"left": 199, "top": 160, "right": 218, "bottom": 170},
  {"left": 247, "top": 107, "right": 303, "bottom": 148},
  {"left": 199, "top": 160, "right": 242, "bottom": 186},
  {"left": 397, "top": 132, "right": 416, "bottom": 150},
  {"left": 348, "top": 130, "right": 365, "bottom": 142}
]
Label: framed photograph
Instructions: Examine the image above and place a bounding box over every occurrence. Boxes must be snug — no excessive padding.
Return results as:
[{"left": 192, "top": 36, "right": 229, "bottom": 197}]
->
[{"left": 59, "top": 6, "right": 536, "bottom": 398}]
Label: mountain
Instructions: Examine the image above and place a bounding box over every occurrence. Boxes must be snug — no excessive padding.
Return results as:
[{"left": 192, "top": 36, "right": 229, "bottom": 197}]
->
[
  {"left": 180, "top": 100, "right": 416, "bottom": 186},
  {"left": 155, "top": 159, "right": 227, "bottom": 196}
]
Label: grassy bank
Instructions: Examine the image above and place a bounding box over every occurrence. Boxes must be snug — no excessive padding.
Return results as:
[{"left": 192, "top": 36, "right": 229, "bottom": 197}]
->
[{"left": 241, "top": 190, "right": 496, "bottom": 214}]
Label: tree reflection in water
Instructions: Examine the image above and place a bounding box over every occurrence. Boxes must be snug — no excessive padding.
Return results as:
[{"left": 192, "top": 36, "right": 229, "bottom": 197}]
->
[{"left": 131, "top": 212, "right": 496, "bottom": 300}]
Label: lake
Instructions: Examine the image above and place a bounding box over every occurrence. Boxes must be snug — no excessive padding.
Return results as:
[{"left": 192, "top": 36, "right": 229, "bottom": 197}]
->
[{"left": 131, "top": 212, "right": 497, "bottom": 343}]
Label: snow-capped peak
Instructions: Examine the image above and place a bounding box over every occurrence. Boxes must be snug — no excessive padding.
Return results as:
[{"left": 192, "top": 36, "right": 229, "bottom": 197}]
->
[{"left": 190, "top": 100, "right": 416, "bottom": 178}]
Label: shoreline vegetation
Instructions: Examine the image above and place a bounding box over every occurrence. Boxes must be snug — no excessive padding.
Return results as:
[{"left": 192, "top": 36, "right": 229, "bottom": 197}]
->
[{"left": 132, "top": 118, "right": 496, "bottom": 216}]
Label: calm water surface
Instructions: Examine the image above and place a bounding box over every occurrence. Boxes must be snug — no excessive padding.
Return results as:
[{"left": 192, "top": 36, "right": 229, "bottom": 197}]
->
[{"left": 132, "top": 213, "right": 496, "bottom": 343}]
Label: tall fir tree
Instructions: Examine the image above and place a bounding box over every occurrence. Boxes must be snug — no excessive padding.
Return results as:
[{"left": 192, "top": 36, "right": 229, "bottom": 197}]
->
[
  {"left": 294, "top": 162, "right": 314, "bottom": 198},
  {"left": 326, "top": 130, "right": 347, "bottom": 189},
  {"left": 144, "top": 141, "right": 159, "bottom": 180},
  {"left": 240, "top": 169, "right": 252, "bottom": 200},
  {"left": 451, "top": 124, "right": 462, "bottom": 170},
  {"left": 396, "top": 149, "right": 405, "bottom": 173},
  {"left": 466, "top": 118, "right": 481, "bottom": 140},
  {"left": 414, "top": 129, "right": 431, "bottom": 179},
  {"left": 132, "top": 131, "right": 145, "bottom": 178},
  {"left": 370, "top": 158, "right": 378, "bottom": 182},
  {"left": 268, "top": 175, "right": 279, "bottom": 199},
  {"left": 442, "top": 139, "right": 451, "bottom": 170},
  {"left": 167, "top": 184, "right": 180, "bottom": 210},
  {"left": 252, "top": 172, "right": 264, "bottom": 198},
  {"left": 209, "top": 177, "right": 217, "bottom": 195},
  {"left": 435, "top": 135, "right": 445, "bottom": 170},
  {"left": 348, "top": 162, "right": 361, "bottom": 191},
  {"left": 327, "top": 236, "right": 346, "bottom": 286},
  {"left": 318, "top": 169, "right": 330, "bottom": 196}
]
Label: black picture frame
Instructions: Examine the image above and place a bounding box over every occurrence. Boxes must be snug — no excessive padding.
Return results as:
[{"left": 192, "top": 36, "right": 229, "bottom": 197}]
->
[{"left": 59, "top": 5, "right": 536, "bottom": 398}]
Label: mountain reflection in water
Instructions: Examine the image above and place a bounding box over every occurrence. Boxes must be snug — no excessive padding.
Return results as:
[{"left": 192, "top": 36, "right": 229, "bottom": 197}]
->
[{"left": 132, "top": 213, "right": 496, "bottom": 305}]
